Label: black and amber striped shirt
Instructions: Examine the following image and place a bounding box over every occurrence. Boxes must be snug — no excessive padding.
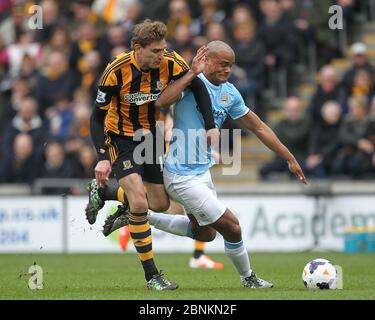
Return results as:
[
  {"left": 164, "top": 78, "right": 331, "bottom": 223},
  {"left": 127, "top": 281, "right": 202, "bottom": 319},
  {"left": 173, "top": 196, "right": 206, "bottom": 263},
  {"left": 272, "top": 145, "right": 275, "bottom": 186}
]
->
[{"left": 95, "top": 50, "right": 189, "bottom": 137}]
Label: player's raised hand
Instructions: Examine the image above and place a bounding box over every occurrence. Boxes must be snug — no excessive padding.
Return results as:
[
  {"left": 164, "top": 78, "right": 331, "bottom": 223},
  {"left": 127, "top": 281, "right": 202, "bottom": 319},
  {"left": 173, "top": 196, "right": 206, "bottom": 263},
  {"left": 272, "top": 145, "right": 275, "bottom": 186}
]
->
[
  {"left": 190, "top": 46, "right": 208, "bottom": 75},
  {"left": 287, "top": 158, "right": 307, "bottom": 184},
  {"left": 95, "top": 160, "right": 111, "bottom": 186}
]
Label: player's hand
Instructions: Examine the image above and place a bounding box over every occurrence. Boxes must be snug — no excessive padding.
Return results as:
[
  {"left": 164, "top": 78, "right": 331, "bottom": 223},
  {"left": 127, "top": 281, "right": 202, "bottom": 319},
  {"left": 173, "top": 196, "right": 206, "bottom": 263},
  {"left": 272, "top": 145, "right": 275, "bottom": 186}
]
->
[
  {"left": 287, "top": 158, "right": 307, "bottom": 184},
  {"left": 95, "top": 160, "right": 111, "bottom": 186},
  {"left": 206, "top": 128, "right": 220, "bottom": 146},
  {"left": 190, "top": 46, "right": 207, "bottom": 75}
]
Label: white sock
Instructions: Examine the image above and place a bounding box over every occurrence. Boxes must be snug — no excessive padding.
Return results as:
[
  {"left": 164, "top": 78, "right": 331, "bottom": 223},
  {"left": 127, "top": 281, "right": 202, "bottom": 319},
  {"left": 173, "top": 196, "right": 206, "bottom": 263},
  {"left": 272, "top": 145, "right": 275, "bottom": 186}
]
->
[
  {"left": 148, "top": 212, "right": 194, "bottom": 238},
  {"left": 224, "top": 240, "right": 252, "bottom": 279}
]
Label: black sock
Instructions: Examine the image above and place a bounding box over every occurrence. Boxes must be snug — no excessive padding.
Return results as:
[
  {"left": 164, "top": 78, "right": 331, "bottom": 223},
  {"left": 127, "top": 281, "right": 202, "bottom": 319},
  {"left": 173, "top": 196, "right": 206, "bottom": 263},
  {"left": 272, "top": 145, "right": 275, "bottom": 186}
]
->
[
  {"left": 142, "top": 259, "right": 159, "bottom": 281},
  {"left": 98, "top": 185, "right": 120, "bottom": 201},
  {"left": 193, "top": 250, "right": 204, "bottom": 259}
]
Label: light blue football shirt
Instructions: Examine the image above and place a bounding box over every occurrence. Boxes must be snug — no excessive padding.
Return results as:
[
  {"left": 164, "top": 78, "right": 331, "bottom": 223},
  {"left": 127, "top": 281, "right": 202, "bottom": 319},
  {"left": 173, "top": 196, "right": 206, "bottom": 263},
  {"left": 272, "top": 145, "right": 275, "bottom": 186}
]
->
[{"left": 164, "top": 73, "right": 250, "bottom": 175}]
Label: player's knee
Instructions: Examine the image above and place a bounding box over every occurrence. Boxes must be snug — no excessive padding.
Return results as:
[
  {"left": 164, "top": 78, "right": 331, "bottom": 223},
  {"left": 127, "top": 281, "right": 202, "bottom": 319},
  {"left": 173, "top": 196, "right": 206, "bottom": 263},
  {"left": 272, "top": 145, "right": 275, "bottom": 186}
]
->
[
  {"left": 129, "top": 195, "right": 149, "bottom": 213},
  {"left": 195, "top": 228, "right": 216, "bottom": 242},
  {"left": 221, "top": 219, "right": 242, "bottom": 242},
  {"left": 228, "top": 220, "right": 242, "bottom": 240},
  {"left": 150, "top": 198, "right": 170, "bottom": 212},
  {"left": 205, "top": 229, "right": 217, "bottom": 242},
  {"left": 231, "top": 223, "right": 242, "bottom": 239}
]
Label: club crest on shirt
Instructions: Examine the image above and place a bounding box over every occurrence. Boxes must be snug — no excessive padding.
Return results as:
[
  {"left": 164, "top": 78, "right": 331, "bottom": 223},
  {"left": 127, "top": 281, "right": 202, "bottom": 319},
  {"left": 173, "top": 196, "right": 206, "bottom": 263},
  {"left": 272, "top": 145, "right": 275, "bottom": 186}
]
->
[
  {"left": 156, "top": 80, "right": 164, "bottom": 91},
  {"left": 220, "top": 93, "right": 229, "bottom": 104},
  {"left": 123, "top": 160, "right": 133, "bottom": 170}
]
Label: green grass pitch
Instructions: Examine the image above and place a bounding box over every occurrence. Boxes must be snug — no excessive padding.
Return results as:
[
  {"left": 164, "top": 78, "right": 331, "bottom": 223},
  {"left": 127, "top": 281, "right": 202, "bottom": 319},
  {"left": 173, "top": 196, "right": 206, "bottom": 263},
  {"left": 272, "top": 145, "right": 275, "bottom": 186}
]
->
[{"left": 0, "top": 252, "right": 374, "bottom": 300}]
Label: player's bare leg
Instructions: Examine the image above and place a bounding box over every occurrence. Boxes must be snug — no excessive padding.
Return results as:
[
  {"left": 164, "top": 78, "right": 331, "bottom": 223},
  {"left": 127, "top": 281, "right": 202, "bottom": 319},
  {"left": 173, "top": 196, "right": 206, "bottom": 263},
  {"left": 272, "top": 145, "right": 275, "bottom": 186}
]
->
[{"left": 210, "top": 209, "right": 273, "bottom": 288}]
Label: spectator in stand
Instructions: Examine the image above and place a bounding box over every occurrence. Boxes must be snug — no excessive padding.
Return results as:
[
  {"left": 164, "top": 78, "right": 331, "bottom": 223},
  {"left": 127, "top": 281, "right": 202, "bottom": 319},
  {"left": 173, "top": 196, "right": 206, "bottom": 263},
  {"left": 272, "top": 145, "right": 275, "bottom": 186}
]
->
[
  {"left": 336, "top": 0, "right": 356, "bottom": 44},
  {"left": 69, "top": 0, "right": 105, "bottom": 40},
  {"left": 118, "top": 0, "right": 144, "bottom": 35},
  {"left": 2, "top": 96, "right": 48, "bottom": 164},
  {"left": 0, "top": 3, "right": 25, "bottom": 49},
  {"left": 34, "top": 51, "right": 76, "bottom": 116},
  {"left": 17, "top": 52, "right": 39, "bottom": 87},
  {"left": 64, "top": 91, "right": 91, "bottom": 159},
  {"left": 166, "top": 0, "right": 192, "bottom": 41},
  {"left": 0, "top": 133, "right": 37, "bottom": 184},
  {"left": 99, "top": 24, "right": 129, "bottom": 63},
  {"left": 39, "top": 27, "right": 71, "bottom": 71},
  {"left": 0, "top": 78, "right": 32, "bottom": 135},
  {"left": 230, "top": 4, "right": 266, "bottom": 113},
  {"left": 169, "top": 24, "right": 197, "bottom": 64},
  {"left": 281, "top": 0, "right": 339, "bottom": 68},
  {"left": 72, "top": 144, "right": 97, "bottom": 179},
  {"left": 257, "top": 0, "right": 299, "bottom": 92},
  {"left": 332, "top": 96, "right": 370, "bottom": 177},
  {"left": 75, "top": 49, "right": 102, "bottom": 102},
  {"left": 342, "top": 42, "right": 375, "bottom": 97},
  {"left": 342, "top": 68, "right": 375, "bottom": 113},
  {"left": 305, "top": 101, "right": 343, "bottom": 178},
  {"left": 344, "top": 96, "right": 375, "bottom": 178},
  {"left": 260, "top": 97, "right": 310, "bottom": 179},
  {"left": 1, "top": 29, "right": 42, "bottom": 79},
  {"left": 139, "top": 0, "right": 169, "bottom": 21},
  {"left": 308, "top": 65, "right": 346, "bottom": 125},
  {"left": 191, "top": 0, "right": 226, "bottom": 37},
  {"left": 0, "top": 0, "right": 14, "bottom": 47},
  {"left": 38, "top": 140, "right": 73, "bottom": 194},
  {"left": 47, "top": 95, "right": 74, "bottom": 142},
  {"left": 34, "top": 0, "right": 65, "bottom": 44},
  {"left": 92, "top": 0, "right": 139, "bottom": 25},
  {"left": 69, "top": 22, "right": 101, "bottom": 72}
]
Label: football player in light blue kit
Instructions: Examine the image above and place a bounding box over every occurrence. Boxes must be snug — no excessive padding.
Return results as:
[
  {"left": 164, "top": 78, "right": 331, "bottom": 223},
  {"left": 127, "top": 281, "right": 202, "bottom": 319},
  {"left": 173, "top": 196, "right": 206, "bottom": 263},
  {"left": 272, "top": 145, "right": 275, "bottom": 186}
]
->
[
  {"left": 108, "top": 40, "right": 307, "bottom": 287},
  {"left": 146, "top": 40, "right": 307, "bottom": 288}
]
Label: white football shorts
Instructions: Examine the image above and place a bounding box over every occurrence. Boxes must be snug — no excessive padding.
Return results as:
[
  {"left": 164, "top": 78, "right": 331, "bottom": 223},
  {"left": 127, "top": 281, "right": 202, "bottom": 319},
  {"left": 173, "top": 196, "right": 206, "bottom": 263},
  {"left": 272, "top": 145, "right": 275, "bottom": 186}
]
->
[{"left": 163, "top": 169, "right": 226, "bottom": 226}]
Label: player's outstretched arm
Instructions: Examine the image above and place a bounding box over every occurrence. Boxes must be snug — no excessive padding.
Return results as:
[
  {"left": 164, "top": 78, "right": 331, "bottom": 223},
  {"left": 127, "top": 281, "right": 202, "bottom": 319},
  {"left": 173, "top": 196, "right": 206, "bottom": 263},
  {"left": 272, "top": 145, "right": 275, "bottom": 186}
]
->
[{"left": 238, "top": 111, "right": 307, "bottom": 184}]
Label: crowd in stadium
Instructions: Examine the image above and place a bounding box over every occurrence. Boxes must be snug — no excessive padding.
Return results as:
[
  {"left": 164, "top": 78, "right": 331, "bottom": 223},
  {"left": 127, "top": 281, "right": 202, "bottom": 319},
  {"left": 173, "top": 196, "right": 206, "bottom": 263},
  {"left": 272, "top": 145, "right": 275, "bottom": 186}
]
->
[{"left": 0, "top": 0, "right": 374, "bottom": 189}]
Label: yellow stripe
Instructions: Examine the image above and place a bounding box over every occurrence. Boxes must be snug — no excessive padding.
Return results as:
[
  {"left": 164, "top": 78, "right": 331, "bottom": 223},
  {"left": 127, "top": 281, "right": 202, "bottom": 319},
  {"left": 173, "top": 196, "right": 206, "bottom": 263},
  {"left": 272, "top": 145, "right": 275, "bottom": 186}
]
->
[
  {"left": 104, "top": 135, "right": 112, "bottom": 162},
  {"left": 109, "top": 145, "right": 115, "bottom": 163},
  {"left": 100, "top": 57, "right": 130, "bottom": 85},
  {"left": 100, "top": 55, "right": 130, "bottom": 85},
  {"left": 130, "top": 223, "right": 150, "bottom": 233},
  {"left": 132, "top": 235, "right": 152, "bottom": 247},
  {"left": 138, "top": 251, "right": 154, "bottom": 262},
  {"left": 195, "top": 241, "right": 205, "bottom": 251},
  {"left": 117, "top": 188, "right": 125, "bottom": 203},
  {"left": 164, "top": 52, "right": 189, "bottom": 69}
]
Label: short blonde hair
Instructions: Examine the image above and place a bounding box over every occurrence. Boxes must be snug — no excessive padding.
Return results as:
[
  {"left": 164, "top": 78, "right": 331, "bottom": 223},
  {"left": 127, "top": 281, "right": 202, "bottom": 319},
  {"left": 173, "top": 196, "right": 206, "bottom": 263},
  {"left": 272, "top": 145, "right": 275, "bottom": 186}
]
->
[{"left": 131, "top": 19, "right": 167, "bottom": 48}]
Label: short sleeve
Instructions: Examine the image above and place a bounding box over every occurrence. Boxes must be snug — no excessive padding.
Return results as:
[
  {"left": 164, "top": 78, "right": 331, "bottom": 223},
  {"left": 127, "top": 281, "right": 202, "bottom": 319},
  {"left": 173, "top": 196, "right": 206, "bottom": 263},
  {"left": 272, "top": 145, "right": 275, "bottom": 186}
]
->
[
  {"left": 95, "top": 67, "right": 118, "bottom": 110},
  {"left": 228, "top": 86, "right": 250, "bottom": 120}
]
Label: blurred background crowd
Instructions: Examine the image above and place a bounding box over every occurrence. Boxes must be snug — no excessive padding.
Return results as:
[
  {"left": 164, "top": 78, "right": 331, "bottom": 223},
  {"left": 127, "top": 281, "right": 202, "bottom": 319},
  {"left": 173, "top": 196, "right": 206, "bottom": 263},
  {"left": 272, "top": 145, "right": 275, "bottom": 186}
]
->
[{"left": 0, "top": 0, "right": 375, "bottom": 194}]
